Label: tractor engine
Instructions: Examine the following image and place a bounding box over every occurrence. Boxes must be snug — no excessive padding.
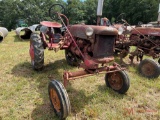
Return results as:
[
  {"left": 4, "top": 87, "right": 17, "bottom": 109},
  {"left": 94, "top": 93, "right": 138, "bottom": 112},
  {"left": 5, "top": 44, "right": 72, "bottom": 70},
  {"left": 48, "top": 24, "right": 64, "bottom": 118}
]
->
[{"left": 65, "top": 24, "right": 118, "bottom": 69}]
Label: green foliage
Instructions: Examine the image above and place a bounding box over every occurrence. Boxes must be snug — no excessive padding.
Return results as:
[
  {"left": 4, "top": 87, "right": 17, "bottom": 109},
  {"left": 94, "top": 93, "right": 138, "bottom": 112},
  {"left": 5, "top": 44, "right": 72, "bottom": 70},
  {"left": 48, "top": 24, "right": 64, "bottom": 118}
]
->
[
  {"left": 66, "top": 0, "right": 85, "bottom": 24},
  {"left": 0, "top": 0, "right": 159, "bottom": 30},
  {"left": 0, "top": 0, "right": 65, "bottom": 30},
  {"left": 107, "top": 0, "right": 159, "bottom": 24},
  {"left": 83, "top": 0, "right": 97, "bottom": 25}
]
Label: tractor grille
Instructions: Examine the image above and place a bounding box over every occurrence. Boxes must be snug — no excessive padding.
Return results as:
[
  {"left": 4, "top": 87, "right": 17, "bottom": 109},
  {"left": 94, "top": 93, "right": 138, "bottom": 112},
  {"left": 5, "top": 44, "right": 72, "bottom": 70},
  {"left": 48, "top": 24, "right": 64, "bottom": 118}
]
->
[{"left": 93, "top": 35, "right": 115, "bottom": 58}]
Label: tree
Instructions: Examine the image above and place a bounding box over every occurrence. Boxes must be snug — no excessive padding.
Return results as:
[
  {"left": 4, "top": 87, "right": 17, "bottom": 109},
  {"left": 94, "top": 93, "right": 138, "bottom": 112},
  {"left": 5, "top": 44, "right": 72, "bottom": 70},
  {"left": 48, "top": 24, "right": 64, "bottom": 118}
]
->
[
  {"left": 0, "top": 0, "right": 66, "bottom": 30},
  {"left": 114, "top": 0, "right": 158, "bottom": 24},
  {"left": 65, "top": 0, "right": 85, "bottom": 24},
  {"left": 83, "top": 0, "right": 97, "bottom": 25},
  {"left": 0, "top": 0, "right": 159, "bottom": 30}
]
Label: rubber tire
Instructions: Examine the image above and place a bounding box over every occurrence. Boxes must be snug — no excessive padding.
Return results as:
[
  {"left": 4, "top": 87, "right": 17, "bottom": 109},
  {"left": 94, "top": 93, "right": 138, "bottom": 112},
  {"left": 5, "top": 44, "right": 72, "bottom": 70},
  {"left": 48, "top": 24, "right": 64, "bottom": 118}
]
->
[
  {"left": 65, "top": 49, "right": 80, "bottom": 66},
  {"left": 48, "top": 80, "right": 71, "bottom": 119},
  {"left": 30, "top": 33, "right": 44, "bottom": 70},
  {"left": 105, "top": 71, "right": 130, "bottom": 94},
  {"left": 138, "top": 59, "right": 160, "bottom": 79}
]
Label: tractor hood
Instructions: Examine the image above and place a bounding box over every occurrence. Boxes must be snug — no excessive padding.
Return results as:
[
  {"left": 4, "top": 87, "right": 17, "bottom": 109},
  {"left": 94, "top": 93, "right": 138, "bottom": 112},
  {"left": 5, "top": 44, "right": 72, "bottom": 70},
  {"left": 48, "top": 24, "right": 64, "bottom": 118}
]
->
[
  {"left": 69, "top": 24, "right": 118, "bottom": 39},
  {"left": 131, "top": 27, "right": 160, "bottom": 36}
]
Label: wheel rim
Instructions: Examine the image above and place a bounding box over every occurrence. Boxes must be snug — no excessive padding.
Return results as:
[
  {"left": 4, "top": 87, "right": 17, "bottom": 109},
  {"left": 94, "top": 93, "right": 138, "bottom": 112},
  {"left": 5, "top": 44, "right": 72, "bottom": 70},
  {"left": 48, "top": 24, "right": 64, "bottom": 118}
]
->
[
  {"left": 50, "top": 88, "right": 61, "bottom": 112},
  {"left": 108, "top": 72, "right": 123, "bottom": 90},
  {"left": 141, "top": 62, "right": 155, "bottom": 76}
]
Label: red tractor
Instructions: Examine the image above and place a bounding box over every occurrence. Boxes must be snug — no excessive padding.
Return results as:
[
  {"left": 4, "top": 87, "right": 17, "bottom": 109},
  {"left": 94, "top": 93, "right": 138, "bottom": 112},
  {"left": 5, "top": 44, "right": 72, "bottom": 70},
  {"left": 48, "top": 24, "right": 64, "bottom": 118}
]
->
[
  {"left": 29, "top": 4, "right": 130, "bottom": 119},
  {"left": 129, "top": 26, "right": 160, "bottom": 78},
  {"left": 112, "top": 13, "right": 160, "bottom": 79},
  {"left": 99, "top": 10, "right": 159, "bottom": 78}
]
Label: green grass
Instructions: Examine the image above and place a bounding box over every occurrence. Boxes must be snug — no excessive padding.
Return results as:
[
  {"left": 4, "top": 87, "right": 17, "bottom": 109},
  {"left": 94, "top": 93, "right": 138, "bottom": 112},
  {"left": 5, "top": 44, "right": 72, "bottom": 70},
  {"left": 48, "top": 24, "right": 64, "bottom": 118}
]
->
[{"left": 0, "top": 31, "right": 160, "bottom": 120}]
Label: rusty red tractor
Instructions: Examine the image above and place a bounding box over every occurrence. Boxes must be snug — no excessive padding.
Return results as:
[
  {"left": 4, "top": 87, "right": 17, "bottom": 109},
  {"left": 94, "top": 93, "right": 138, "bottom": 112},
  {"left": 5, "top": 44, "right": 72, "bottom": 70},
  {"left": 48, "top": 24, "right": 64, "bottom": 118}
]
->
[
  {"left": 129, "top": 26, "right": 160, "bottom": 78},
  {"left": 29, "top": 4, "right": 130, "bottom": 119},
  {"left": 109, "top": 13, "right": 160, "bottom": 79}
]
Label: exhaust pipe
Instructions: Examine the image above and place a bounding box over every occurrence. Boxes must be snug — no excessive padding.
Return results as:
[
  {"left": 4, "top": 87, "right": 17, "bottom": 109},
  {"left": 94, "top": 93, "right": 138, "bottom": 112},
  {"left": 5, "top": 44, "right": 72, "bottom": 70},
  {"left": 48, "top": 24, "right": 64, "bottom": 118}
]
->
[
  {"left": 0, "top": 27, "right": 8, "bottom": 42},
  {"left": 97, "top": 0, "right": 104, "bottom": 25},
  {"left": 158, "top": 4, "right": 160, "bottom": 23},
  {"left": 15, "top": 24, "right": 40, "bottom": 40}
]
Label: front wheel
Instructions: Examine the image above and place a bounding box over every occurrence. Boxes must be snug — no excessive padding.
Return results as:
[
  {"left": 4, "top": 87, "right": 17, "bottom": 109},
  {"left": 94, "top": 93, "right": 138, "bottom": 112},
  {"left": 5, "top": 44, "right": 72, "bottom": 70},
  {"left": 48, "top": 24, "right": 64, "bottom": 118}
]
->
[
  {"left": 138, "top": 59, "right": 160, "bottom": 79},
  {"left": 105, "top": 71, "right": 130, "bottom": 94},
  {"left": 48, "top": 80, "right": 71, "bottom": 119}
]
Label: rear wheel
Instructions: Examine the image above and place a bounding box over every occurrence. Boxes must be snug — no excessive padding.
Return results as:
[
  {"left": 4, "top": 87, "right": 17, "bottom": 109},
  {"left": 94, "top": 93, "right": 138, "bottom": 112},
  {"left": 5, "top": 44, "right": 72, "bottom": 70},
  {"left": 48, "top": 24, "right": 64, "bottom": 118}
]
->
[
  {"left": 30, "top": 33, "right": 44, "bottom": 70},
  {"left": 105, "top": 71, "right": 130, "bottom": 94},
  {"left": 65, "top": 49, "right": 80, "bottom": 66},
  {"left": 138, "top": 59, "right": 160, "bottom": 79},
  {"left": 48, "top": 80, "right": 71, "bottom": 119}
]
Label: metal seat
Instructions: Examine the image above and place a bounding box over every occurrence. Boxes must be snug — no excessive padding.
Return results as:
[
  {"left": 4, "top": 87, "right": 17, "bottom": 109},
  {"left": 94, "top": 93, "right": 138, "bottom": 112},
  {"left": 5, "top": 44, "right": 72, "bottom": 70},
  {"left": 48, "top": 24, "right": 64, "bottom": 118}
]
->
[{"left": 40, "top": 21, "right": 62, "bottom": 28}]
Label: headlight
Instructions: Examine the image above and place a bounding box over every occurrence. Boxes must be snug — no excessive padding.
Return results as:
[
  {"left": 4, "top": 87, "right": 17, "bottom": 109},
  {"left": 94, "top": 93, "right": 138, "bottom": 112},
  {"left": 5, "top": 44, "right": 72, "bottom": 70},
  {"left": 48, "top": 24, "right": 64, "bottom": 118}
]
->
[
  {"left": 118, "top": 27, "right": 124, "bottom": 35},
  {"left": 85, "top": 27, "right": 94, "bottom": 36}
]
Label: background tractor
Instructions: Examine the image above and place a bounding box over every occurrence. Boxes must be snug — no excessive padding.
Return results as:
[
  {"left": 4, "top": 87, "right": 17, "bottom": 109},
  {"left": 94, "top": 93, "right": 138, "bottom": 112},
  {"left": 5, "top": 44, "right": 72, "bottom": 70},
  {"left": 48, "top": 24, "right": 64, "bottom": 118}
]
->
[
  {"left": 15, "top": 19, "right": 28, "bottom": 28},
  {"left": 112, "top": 13, "right": 160, "bottom": 79}
]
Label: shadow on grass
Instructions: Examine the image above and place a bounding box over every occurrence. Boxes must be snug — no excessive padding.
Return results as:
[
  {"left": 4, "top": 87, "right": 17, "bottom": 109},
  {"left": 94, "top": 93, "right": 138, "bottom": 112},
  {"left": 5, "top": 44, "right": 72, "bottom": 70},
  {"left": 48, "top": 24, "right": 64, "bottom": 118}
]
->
[
  {"left": 97, "top": 84, "right": 126, "bottom": 99},
  {"left": 67, "top": 86, "right": 94, "bottom": 114},
  {"left": 11, "top": 59, "right": 94, "bottom": 119},
  {"left": 13, "top": 34, "right": 30, "bottom": 42}
]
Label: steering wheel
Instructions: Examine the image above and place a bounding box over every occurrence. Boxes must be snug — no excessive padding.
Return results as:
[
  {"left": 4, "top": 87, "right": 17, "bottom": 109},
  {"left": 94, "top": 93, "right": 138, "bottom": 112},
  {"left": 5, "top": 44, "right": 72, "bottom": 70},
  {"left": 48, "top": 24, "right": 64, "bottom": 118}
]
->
[
  {"left": 49, "top": 4, "right": 65, "bottom": 21},
  {"left": 116, "top": 13, "right": 126, "bottom": 24}
]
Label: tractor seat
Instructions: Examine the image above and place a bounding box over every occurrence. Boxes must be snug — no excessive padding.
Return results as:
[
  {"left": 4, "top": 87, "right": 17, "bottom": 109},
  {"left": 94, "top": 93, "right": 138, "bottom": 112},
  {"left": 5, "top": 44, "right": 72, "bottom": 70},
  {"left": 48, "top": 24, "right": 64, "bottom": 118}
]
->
[
  {"left": 40, "top": 21, "right": 62, "bottom": 28},
  {"left": 54, "top": 33, "right": 62, "bottom": 43}
]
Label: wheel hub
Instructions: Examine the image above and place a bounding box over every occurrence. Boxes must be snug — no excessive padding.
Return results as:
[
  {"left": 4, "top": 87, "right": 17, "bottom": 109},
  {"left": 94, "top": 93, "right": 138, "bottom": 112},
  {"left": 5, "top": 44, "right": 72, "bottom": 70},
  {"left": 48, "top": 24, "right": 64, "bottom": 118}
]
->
[
  {"left": 109, "top": 73, "right": 123, "bottom": 90},
  {"left": 141, "top": 62, "right": 155, "bottom": 76},
  {"left": 50, "top": 88, "right": 61, "bottom": 112}
]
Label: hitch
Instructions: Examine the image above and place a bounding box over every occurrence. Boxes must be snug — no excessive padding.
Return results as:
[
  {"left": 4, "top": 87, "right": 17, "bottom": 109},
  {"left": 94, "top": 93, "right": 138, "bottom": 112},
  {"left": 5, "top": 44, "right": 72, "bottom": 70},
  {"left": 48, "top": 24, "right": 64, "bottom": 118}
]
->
[{"left": 63, "top": 63, "right": 125, "bottom": 87}]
